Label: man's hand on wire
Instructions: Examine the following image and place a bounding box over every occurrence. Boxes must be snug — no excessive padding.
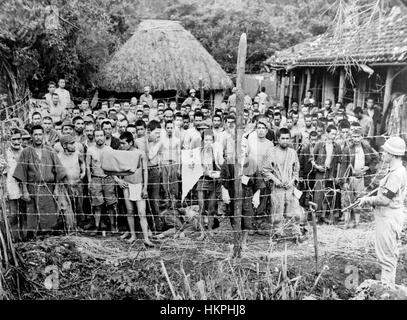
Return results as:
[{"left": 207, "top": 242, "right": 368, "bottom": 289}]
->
[
  {"left": 358, "top": 196, "right": 371, "bottom": 207},
  {"left": 354, "top": 166, "right": 369, "bottom": 177}
]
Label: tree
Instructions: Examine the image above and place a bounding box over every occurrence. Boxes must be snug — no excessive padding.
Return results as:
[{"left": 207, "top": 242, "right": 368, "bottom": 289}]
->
[
  {"left": 0, "top": 0, "right": 138, "bottom": 101},
  {"left": 164, "top": 0, "right": 335, "bottom": 74},
  {"left": 1, "top": 0, "right": 336, "bottom": 101}
]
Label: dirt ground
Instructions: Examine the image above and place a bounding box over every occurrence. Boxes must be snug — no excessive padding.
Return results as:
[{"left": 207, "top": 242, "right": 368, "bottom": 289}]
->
[{"left": 4, "top": 212, "right": 406, "bottom": 300}]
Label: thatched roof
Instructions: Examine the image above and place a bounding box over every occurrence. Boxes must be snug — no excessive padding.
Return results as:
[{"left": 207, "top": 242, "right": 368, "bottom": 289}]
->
[
  {"left": 96, "top": 19, "right": 233, "bottom": 93},
  {"left": 265, "top": 6, "right": 407, "bottom": 69}
]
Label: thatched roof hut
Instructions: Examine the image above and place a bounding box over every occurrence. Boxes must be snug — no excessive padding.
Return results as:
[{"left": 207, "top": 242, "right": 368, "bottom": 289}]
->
[{"left": 96, "top": 19, "right": 233, "bottom": 94}]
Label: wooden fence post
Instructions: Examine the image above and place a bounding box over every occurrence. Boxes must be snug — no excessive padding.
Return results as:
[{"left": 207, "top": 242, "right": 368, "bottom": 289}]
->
[
  {"left": 232, "top": 33, "right": 247, "bottom": 258},
  {"left": 338, "top": 68, "right": 346, "bottom": 103},
  {"left": 383, "top": 68, "right": 395, "bottom": 115}
]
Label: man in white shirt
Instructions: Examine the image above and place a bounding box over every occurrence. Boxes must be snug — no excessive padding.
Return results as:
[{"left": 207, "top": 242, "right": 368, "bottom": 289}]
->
[
  {"left": 257, "top": 87, "right": 268, "bottom": 114},
  {"left": 245, "top": 119, "right": 274, "bottom": 228},
  {"left": 44, "top": 81, "right": 56, "bottom": 107},
  {"left": 303, "top": 90, "right": 315, "bottom": 106},
  {"left": 244, "top": 94, "right": 252, "bottom": 109},
  {"left": 139, "top": 86, "right": 153, "bottom": 107},
  {"left": 121, "top": 102, "right": 136, "bottom": 124},
  {"left": 354, "top": 107, "right": 374, "bottom": 138},
  {"left": 340, "top": 127, "right": 379, "bottom": 228},
  {"left": 182, "top": 89, "right": 201, "bottom": 110},
  {"left": 54, "top": 78, "right": 71, "bottom": 110}
]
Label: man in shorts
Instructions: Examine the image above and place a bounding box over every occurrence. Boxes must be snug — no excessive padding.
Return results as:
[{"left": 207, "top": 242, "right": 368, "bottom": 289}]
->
[
  {"left": 86, "top": 129, "right": 118, "bottom": 234},
  {"left": 116, "top": 132, "right": 153, "bottom": 246}
]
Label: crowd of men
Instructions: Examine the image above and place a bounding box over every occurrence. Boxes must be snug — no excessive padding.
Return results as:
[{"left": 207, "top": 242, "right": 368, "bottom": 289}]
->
[{"left": 0, "top": 79, "right": 387, "bottom": 248}]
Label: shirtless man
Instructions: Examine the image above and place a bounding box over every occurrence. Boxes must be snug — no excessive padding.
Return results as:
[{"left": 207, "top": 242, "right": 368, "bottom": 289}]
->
[
  {"left": 86, "top": 129, "right": 118, "bottom": 234},
  {"left": 84, "top": 122, "right": 96, "bottom": 149},
  {"left": 145, "top": 120, "right": 164, "bottom": 231},
  {"left": 183, "top": 111, "right": 203, "bottom": 149},
  {"left": 161, "top": 120, "right": 181, "bottom": 209},
  {"left": 73, "top": 116, "right": 86, "bottom": 144},
  {"left": 116, "top": 132, "right": 153, "bottom": 246},
  {"left": 58, "top": 134, "right": 86, "bottom": 228},
  {"left": 134, "top": 120, "right": 147, "bottom": 152}
]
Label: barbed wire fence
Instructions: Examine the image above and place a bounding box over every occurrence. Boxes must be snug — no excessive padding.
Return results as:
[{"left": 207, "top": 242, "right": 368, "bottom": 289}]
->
[{"left": 0, "top": 92, "right": 404, "bottom": 245}]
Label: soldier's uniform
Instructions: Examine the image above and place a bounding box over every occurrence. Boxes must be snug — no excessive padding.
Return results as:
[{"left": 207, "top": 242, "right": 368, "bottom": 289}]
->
[{"left": 359, "top": 137, "right": 407, "bottom": 286}]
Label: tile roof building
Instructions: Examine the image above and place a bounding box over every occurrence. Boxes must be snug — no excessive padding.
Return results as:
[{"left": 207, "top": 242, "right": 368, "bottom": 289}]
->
[{"left": 264, "top": 6, "right": 407, "bottom": 117}]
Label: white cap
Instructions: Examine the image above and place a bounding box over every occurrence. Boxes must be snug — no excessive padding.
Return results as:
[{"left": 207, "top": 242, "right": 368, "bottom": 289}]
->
[{"left": 382, "top": 136, "right": 406, "bottom": 156}]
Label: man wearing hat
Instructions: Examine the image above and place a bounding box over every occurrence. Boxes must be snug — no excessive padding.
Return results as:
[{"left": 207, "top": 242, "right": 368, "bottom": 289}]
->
[
  {"left": 96, "top": 111, "right": 107, "bottom": 127},
  {"left": 182, "top": 89, "right": 201, "bottom": 110},
  {"left": 359, "top": 136, "right": 407, "bottom": 287},
  {"left": 57, "top": 134, "right": 86, "bottom": 229},
  {"left": 140, "top": 86, "right": 153, "bottom": 107},
  {"left": 54, "top": 120, "right": 84, "bottom": 156},
  {"left": 21, "top": 129, "right": 32, "bottom": 148}
]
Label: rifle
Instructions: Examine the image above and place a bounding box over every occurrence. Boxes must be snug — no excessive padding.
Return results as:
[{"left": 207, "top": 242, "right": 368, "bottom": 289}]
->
[{"left": 341, "top": 186, "right": 379, "bottom": 212}]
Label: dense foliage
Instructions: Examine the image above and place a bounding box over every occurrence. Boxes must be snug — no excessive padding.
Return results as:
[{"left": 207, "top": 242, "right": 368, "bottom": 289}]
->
[{"left": 0, "top": 0, "right": 380, "bottom": 100}]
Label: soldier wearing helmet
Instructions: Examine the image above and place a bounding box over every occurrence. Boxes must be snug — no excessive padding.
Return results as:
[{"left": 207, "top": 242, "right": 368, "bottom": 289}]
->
[{"left": 359, "top": 136, "right": 407, "bottom": 287}]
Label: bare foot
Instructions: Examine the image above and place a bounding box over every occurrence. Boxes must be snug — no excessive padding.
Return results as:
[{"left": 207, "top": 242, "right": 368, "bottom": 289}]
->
[
  {"left": 120, "top": 232, "right": 130, "bottom": 240},
  {"left": 126, "top": 236, "right": 137, "bottom": 244},
  {"left": 143, "top": 240, "right": 155, "bottom": 247}
]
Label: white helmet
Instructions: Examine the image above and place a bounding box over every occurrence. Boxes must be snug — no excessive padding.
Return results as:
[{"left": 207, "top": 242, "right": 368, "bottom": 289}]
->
[{"left": 382, "top": 136, "right": 406, "bottom": 156}]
